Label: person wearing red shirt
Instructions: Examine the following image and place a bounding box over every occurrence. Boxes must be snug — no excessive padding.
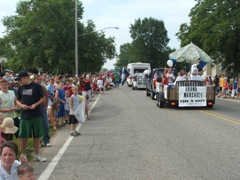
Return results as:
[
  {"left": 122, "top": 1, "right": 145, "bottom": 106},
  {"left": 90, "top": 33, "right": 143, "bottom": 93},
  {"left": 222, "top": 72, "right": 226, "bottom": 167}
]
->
[{"left": 63, "top": 79, "right": 73, "bottom": 97}]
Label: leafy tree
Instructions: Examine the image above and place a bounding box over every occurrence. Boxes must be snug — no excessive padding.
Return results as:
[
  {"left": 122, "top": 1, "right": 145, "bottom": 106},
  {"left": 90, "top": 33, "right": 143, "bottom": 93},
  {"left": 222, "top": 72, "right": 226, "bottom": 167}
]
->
[
  {"left": 116, "top": 17, "right": 171, "bottom": 69},
  {"left": 115, "top": 43, "right": 132, "bottom": 68},
  {"left": 177, "top": 0, "right": 240, "bottom": 76},
  {"left": 2, "top": 0, "right": 116, "bottom": 74}
]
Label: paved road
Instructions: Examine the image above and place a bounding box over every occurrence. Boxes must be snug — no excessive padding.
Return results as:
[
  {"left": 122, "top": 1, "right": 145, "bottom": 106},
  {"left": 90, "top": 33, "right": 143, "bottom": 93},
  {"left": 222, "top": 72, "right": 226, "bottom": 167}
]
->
[{"left": 33, "top": 86, "right": 240, "bottom": 180}]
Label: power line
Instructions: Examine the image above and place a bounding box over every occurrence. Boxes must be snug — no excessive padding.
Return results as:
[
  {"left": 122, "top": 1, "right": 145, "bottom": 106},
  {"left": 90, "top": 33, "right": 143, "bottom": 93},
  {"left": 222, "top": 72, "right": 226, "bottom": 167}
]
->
[{"left": 46, "top": 4, "right": 75, "bottom": 40}]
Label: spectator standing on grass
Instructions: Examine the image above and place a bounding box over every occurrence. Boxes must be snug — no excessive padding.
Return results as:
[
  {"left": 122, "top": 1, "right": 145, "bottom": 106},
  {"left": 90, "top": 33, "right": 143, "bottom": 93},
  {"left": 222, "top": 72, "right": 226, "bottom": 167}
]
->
[
  {"left": 97, "top": 76, "right": 104, "bottom": 94},
  {"left": 2, "top": 72, "right": 12, "bottom": 83},
  {"left": 0, "top": 78, "right": 20, "bottom": 139},
  {"left": 16, "top": 71, "right": 46, "bottom": 162},
  {"left": 81, "top": 74, "right": 92, "bottom": 101},
  {"left": 218, "top": 74, "right": 225, "bottom": 97},
  {"left": 46, "top": 78, "right": 55, "bottom": 107},
  {"left": 64, "top": 90, "right": 70, "bottom": 124},
  {"left": 222, "top": 77, "right": 229, "bottom": 98},
  {"left": 55, "top": 81, "right": 66, "bottom": 127},
  {"left": 63, "top": 79, "right": 73, "bottom": 97},
  {"left": 114, "top": 73, "right": 121, "bottom": 88},
  {"left": 33, "top": 75, "right": 51, "bottom": 147},
  {"left": 40, "top": 72, "right": 48, "bottom": 87},
  {"left": 232, "top": 77, "right": 238, "bottom": 98}
]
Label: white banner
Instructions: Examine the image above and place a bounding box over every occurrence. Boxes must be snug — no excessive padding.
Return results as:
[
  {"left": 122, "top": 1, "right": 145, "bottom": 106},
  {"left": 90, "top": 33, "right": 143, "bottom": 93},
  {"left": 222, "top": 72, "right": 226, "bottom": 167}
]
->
[{"left": 179, "top": 86, "right": 206, "bottom": 107}]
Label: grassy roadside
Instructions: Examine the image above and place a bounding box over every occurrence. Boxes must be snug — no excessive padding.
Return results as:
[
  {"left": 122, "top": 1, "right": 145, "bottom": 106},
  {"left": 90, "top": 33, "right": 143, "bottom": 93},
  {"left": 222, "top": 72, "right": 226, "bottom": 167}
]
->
[{"left": 13, "top": 126, "right": 56, "bottom": 161}]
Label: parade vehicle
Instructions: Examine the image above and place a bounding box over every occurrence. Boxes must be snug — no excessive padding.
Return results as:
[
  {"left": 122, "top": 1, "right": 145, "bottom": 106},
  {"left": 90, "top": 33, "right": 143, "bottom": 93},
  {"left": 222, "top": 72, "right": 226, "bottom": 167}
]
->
[
  {"left": 145, "top": 68, "right": 178, "bottom": 100},
  {"left": 155, "top": 43, "right": 215, "bottom": 108},
  {"left": 126, "top": 62, "right": 151, "bottom": 87},
  {"left": 132, "top": 73, "right": 147, "bottom": 90}
]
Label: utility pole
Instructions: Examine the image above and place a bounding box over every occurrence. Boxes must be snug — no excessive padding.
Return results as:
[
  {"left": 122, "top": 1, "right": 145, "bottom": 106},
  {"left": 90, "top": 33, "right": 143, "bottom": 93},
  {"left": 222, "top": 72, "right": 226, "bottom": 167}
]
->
[{"left": 75, "top": 0, "right": 78, "bottom": 77}]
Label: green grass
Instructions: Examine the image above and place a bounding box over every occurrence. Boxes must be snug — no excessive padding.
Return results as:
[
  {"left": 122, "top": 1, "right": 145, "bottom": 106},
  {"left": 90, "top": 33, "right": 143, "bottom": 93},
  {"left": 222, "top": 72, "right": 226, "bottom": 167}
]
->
[{"left": 13, "top": 125, "right": 56, "bottom": 161}]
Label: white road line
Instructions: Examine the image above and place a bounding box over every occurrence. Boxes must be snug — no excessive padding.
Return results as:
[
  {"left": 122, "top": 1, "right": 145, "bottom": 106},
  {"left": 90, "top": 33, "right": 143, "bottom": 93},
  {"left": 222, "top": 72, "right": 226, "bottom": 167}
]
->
[{"left": 38, "top": 94, "right": 101, "bottom": 180}]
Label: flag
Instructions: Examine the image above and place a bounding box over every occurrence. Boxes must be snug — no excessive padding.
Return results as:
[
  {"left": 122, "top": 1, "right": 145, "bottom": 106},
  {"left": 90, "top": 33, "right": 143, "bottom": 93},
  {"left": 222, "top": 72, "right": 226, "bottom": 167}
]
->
[{"left": 120, "top": 67, "right": 129, "bottom": 80}]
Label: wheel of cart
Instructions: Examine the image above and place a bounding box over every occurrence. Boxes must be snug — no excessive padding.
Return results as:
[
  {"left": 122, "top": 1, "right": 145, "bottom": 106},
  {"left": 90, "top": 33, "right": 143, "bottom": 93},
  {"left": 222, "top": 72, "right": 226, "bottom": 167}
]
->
[
  {"left": 151, "top": 91, "right": 155, "bottom": 100},
  {"left": 146, "top": 86, "right": 150, "bottom": 96},
  {"left": 159, "top": 92, "right": 165, "bottom": 108},
  {"left": 156, "top": 93, "right": 159, "bottom": 107}
]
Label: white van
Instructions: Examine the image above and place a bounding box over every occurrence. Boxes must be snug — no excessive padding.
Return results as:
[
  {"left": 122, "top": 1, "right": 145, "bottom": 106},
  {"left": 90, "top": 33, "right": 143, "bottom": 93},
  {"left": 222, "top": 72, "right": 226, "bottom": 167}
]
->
[{"left": 126, "top": 62, "right": 151, "bottom": 86}]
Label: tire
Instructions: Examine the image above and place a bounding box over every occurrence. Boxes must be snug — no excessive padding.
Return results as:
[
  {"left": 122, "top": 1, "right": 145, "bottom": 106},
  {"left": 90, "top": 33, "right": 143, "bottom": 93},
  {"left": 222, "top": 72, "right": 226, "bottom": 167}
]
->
[
  {"left": 146, "top": 88, "right": 150, "bottom": 96},
  {"left": 156, "top": 93, "right": 159, "bottom": 106},
  {"left": 159, "top": 93, "right": 165, "bottom": 108},
  {"left": 160, "top": 101, "right": 165, "bottom": 108},
  {"left": 132, "top": 86, "right": 135, "bottom": 90},
  {"left": 151, "top": 91, "right": 155, "bottom": 100}
]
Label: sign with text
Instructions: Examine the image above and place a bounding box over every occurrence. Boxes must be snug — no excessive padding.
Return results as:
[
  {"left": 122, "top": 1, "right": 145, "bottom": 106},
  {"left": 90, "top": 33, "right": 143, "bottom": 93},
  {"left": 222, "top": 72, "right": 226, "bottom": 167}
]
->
[{"left": 179, "top": 86, "right": 206, "bottom": 107}]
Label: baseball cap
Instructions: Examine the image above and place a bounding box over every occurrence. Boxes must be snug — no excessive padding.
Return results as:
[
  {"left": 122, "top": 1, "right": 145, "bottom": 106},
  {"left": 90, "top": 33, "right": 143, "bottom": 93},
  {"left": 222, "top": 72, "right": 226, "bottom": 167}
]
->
[{"left": 16, "top": 70, "right": 29, "bottom": 81}]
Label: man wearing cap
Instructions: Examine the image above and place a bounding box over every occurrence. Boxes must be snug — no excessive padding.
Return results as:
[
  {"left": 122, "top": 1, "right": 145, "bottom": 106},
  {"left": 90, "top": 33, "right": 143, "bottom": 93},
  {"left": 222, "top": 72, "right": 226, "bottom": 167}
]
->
[{"left": 16, "top": 70, "right": 46, "bottom": 162}]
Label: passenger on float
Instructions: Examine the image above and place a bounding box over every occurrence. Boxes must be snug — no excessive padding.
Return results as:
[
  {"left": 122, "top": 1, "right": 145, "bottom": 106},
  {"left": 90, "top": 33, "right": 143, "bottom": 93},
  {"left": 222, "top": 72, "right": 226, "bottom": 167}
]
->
[
  {"left": 166, "top": 68, "right": 175, "bottom": 83},
  {"left": 174, "top": 70, "right": 187, "bottom": 86},
  {"left": 188, "top": 64, "right": 202, "bottom": 81}
]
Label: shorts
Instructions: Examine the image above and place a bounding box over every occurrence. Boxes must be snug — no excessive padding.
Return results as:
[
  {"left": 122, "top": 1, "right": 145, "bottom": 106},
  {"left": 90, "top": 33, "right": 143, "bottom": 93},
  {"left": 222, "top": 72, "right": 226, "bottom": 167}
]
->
[
  {"left": 69, "top": 115, "right": 78, "bottom": 124},
  {"left": 19, "top": 117, "right": 44, "bottom": 138}
]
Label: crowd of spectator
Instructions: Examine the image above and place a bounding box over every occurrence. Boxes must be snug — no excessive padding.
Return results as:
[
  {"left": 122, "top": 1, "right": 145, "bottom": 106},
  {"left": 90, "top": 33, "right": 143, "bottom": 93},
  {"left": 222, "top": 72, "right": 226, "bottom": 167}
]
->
[
  {"left": 0, "top": 69, "right": 121, "bottom": 179},
  {"left": 205, "top": 74, "right": 240, "bottom": 98}
]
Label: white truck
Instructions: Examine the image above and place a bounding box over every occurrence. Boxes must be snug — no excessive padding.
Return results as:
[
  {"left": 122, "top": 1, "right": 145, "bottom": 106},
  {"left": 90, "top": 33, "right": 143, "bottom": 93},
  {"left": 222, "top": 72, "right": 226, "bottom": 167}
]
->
[{"left": 126, "top": 62, "right": 151, "bottom": 87}]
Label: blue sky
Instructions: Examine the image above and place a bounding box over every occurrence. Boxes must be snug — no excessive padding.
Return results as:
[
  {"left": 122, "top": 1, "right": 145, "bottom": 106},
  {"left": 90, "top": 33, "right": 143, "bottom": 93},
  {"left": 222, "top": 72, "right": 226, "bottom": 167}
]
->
[{"left": 0, "top": 0, "right": 196, "bottom": 69}]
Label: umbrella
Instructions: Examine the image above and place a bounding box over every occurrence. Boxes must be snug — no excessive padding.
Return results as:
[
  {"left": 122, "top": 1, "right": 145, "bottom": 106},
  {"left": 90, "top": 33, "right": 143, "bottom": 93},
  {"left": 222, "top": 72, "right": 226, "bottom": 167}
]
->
[{"left": 169, "top": 42, "right": 212, "bottom": 63}]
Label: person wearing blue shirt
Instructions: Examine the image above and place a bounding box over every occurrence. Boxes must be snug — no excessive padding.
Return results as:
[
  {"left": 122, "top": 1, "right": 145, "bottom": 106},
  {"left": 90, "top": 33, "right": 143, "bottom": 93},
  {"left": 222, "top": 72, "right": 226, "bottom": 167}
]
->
[{"left": 46, "top": 78, "right": 55, "bottom": 107}]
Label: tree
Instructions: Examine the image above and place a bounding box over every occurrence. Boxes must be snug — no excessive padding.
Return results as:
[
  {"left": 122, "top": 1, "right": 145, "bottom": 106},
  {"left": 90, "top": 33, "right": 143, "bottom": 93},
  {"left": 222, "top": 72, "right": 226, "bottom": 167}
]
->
[
  {"left": 115, "top": 43, "right": 132, "bottom": 68},
  {"left": 177, "top": 0, "right": 240, "bottom": 76},
  {"left": 116, "top": 17, "right": 171, "bottom": 69},
  {"left": 2, "top": 0, "right": 116, "bottom": 74}
]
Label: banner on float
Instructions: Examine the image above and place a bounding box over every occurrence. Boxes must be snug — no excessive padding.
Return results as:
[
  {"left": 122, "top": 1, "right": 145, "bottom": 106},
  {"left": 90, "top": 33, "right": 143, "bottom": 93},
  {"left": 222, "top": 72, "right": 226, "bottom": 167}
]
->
[{"left": 179, "top": 86, "right": 206, "bottom": 107}]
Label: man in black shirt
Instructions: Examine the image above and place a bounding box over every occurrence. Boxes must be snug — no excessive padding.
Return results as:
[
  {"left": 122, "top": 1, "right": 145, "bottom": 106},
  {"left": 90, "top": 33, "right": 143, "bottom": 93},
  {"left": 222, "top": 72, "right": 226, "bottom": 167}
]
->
[{"left": 16, "top": 71, "right": 46, "bottom": 162}]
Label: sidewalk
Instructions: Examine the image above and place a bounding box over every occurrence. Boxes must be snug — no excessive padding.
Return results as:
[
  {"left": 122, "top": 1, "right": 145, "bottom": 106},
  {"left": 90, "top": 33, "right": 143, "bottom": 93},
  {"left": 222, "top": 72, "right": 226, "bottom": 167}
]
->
[{"left": 32, "top": 93, "right": 99, "bottom": 178}]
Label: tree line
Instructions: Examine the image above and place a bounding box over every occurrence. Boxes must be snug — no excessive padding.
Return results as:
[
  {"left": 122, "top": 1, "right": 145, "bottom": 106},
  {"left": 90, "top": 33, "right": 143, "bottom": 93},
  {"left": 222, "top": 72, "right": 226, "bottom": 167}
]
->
[
  {"left": 0, "top": 0, "right": 116, "bottom": 74},
  {"left": 117, "top": 0, "right": 240, "bottom": 76},
  {"left": 0, "top": 0, "right": 239, "bottom": 76}
]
